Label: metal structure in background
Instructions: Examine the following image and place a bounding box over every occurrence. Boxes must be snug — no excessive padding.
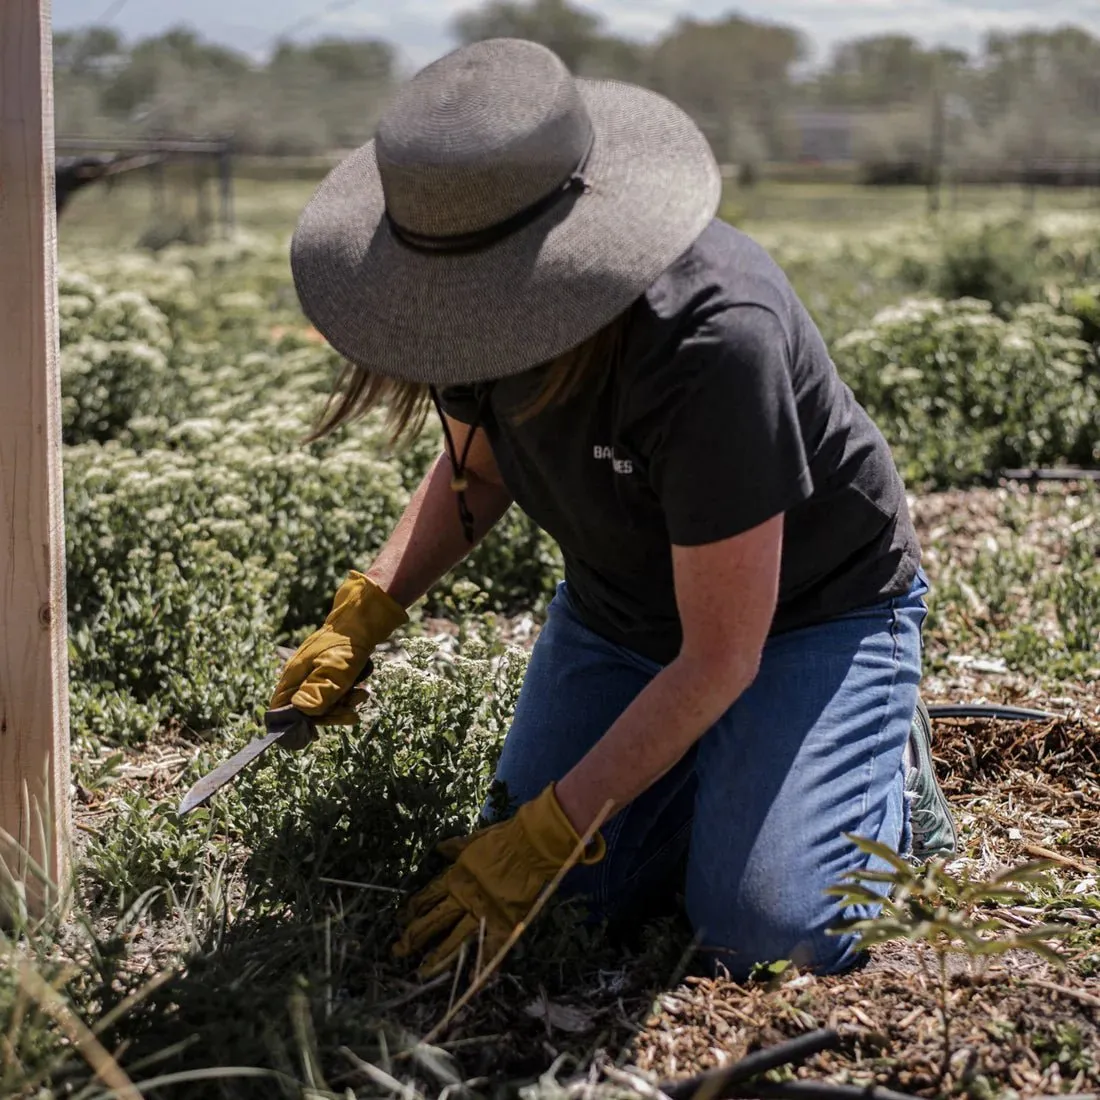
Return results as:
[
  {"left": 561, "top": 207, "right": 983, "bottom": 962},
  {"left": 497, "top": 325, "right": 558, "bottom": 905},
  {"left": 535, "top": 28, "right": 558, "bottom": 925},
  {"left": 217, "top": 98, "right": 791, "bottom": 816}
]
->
[
  {"left": 54, "top": 151, "right": 163, "bottom": 215},
  {"left": 54, "top": 136, "right": 236, "bottom": 235}
]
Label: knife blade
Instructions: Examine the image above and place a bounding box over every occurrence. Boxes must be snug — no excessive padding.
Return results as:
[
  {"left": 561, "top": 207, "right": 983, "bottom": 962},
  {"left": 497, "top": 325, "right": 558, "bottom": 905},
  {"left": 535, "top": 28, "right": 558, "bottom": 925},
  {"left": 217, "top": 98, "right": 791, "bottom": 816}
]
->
[{"left": 177, "top": 706, "right": 314, "bottom": 817}]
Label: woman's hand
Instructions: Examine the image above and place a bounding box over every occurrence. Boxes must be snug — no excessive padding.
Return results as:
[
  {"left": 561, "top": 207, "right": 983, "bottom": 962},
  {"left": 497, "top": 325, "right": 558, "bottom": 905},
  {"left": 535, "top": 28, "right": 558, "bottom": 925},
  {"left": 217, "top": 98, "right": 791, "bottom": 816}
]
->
[
  {"left": 271, "top": 416, "right": 510, "bottom": 736},
  {"left": 392, "top": 784, "right": 605, "bottom": 976},
  {"left": 269, "top": 571, "right": 408, "bottom": 727}
]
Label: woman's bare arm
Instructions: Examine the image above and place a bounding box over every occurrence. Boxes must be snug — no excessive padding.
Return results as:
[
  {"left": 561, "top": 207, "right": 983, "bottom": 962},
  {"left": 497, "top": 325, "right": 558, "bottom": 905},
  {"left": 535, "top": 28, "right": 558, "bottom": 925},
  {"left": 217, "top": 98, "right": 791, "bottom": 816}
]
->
[
  {"left": 366, "top": 416, "right": 514, "bottom": 608},
  {"left": 555, "top": 514, "right": 784, "bottom": 832}
]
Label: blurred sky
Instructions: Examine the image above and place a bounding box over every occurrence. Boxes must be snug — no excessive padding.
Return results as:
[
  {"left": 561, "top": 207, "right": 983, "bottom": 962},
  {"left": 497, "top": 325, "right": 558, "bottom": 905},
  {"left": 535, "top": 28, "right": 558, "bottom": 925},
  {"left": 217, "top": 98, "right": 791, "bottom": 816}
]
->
[{"left": 52, "top": 0, "right": 1100, "bottom": 69}]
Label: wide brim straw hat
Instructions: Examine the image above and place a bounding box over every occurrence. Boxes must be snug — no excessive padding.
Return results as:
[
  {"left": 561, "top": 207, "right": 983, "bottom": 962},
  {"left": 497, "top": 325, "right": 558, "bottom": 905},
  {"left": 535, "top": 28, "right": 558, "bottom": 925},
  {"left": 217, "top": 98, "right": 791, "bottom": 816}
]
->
[{"left": 291, "top": 37, "right": 721, "bottom": 387}]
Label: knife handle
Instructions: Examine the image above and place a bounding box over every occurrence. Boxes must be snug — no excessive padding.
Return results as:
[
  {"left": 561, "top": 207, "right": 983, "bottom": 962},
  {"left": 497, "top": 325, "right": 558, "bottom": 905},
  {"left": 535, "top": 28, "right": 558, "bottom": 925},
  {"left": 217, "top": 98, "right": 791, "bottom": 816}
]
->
[
  {"left": 263, "top": 658, "right": 374, "bottom": 751},
  {"left": 264, "top": 705, "right": 316, "bottom": 751}
]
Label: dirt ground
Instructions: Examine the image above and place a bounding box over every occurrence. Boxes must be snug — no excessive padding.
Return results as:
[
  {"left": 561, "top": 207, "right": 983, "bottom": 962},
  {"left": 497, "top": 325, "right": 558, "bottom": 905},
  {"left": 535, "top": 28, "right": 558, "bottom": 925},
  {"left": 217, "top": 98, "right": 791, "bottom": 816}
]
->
[
  {"left": 621, "top": 693, "right": 1100, "bottom": 1097},
  {"left": 70, "top": 484, "right": 1099, "bottom": 1099},
  {"left": 361, "top": 484, "right": 1100, "bottom": 1098}
]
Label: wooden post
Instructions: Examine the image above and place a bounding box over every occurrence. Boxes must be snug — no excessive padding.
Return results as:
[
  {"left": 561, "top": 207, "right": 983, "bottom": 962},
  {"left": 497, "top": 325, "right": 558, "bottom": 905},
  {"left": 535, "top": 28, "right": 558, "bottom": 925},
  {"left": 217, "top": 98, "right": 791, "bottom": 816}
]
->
[
  {"left": 193, "top": 154, "right": 211, "bottom": 236},
  {"left": 218, "top": 143, "right": 235, "bottom": 237},
  {"left": 0, "top": 0, "right": 72, "bottom": 920},
  {"left": 926, "top": 87, "right": 945, "bottom": 218}
]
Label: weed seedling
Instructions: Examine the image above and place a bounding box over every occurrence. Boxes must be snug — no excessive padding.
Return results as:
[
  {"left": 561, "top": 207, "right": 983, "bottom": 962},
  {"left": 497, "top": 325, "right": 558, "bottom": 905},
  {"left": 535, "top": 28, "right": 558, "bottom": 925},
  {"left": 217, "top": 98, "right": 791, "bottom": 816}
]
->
[{"left": 826, "top": 835, "right": 1069, "bottom": 1085}]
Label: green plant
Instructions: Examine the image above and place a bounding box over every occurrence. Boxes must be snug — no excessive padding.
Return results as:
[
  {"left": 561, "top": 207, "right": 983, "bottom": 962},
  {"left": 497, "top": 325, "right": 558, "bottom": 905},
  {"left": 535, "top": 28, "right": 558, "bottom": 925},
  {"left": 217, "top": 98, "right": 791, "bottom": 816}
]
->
[
  {"left": 922, "top": 488, "right": 1100, "bottom": 681},
  {"left": 748, "top": 958, "right": 793, "bottom": 983},
  {"left": 934, "top": 220, "right": 1043, "bottom": 313},
  {"left": 833, "top": 297, "right": 1099, "bottom": 487},
  {"left": 1053, "top": 529, "right": 1100, "bottom": 657},
  {"left": 58, "top": 282, "right": 174, "bottom": 445},
  {"left": 1033, "top": 1023, "right": 1097, "bottom": 1077},
  {"left": 0, "top": 846, "right": 168, "bottom": 1100},
  {"left": 1061, "top": 284, "right": 1100, "bottom": 347},
  {"left": 827, "top": 837, "right": 1068, "bottom": 1084}
]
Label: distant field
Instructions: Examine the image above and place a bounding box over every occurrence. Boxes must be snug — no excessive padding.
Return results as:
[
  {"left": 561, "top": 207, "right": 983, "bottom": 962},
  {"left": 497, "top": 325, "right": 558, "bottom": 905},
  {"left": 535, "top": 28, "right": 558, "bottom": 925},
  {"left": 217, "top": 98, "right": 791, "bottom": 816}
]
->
[
  {"left": 724, "top": 179, "right": 1100, "bottom": 226},
  {"left": 56, "top": 161, "right": 1100, "bottom": 253},
  {"left": 59, "top": 171, "right": 319, "bottom": 251}
]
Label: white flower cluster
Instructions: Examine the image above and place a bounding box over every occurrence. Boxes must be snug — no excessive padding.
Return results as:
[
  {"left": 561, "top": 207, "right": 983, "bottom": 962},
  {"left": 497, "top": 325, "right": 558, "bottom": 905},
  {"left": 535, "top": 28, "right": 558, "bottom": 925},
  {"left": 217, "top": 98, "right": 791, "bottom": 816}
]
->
[
  {"left": 61, "top": 240, "right": 560, "bottom": 746},
  {"left": 833, "top": 294, "right": 1097, "bottom": 487}
]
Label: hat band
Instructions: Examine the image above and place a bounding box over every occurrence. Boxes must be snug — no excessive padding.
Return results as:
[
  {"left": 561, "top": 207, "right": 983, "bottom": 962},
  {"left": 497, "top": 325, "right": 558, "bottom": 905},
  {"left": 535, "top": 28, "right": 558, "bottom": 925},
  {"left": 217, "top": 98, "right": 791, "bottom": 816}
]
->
[{"left": 386, "top": 135, "right": 594, "bottom": 256}]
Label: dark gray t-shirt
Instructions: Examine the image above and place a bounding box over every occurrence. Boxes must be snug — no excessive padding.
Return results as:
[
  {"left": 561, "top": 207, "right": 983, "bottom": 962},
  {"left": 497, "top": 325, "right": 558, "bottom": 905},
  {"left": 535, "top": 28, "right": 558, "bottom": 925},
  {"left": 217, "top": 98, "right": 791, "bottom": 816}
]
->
[{"left": 442, "top": 219, "right": 920, "bottom": 664}]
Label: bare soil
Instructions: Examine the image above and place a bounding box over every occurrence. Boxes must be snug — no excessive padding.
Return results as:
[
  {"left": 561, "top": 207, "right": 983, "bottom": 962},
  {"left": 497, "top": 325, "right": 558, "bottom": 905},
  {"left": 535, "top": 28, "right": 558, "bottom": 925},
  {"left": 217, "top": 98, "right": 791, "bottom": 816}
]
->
[{"left": 70, "top": 484, "right": 1100, "bottom": 1099}]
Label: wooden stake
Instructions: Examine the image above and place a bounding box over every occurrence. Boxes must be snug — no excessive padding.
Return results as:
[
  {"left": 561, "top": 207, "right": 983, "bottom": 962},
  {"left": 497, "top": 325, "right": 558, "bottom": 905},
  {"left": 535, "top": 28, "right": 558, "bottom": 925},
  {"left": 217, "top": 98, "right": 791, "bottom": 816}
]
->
[{"left": 0, "top": 0, "right": 72, "bottom": 920}]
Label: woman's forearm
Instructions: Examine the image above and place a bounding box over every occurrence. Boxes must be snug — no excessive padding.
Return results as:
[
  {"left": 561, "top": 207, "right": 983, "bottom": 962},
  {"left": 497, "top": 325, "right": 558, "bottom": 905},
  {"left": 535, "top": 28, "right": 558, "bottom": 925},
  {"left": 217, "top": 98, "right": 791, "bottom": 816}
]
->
[
  {"left": 366, "top": 452, "right": 514, "bottom": 608},
  {"left": 554, "top": 653, "right": 758, "bottom": 835},
  {"left": 555, "top": 520, "right": 781, "bottom": 837}
]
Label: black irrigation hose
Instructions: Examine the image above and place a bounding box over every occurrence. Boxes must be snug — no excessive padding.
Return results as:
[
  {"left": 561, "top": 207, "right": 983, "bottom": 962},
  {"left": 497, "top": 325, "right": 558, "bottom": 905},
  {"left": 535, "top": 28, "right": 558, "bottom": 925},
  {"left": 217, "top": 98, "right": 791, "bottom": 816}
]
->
[
  {"left": 749, "top": 1086, "right": 1099, "bottom": 1100},
  {"left": 926, "top": 704, "right": 1060, "bottom": 722},
  {"left": 748, "top": 1083, "right": 917, "bottom": 1100},
  {"left": 997, "top": 467, "right": 1100, "bottom": 482},
  {"left": 660, "top": 1030, "right": 844, "bottom": 1100}
]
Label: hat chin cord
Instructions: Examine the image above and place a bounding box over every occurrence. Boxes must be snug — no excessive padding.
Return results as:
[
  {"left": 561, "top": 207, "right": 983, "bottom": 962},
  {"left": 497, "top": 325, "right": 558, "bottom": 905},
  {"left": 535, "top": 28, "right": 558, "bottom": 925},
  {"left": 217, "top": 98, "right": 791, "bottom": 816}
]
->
[{"left": 429, "top": 385, "right": 495, "bottom": 544}]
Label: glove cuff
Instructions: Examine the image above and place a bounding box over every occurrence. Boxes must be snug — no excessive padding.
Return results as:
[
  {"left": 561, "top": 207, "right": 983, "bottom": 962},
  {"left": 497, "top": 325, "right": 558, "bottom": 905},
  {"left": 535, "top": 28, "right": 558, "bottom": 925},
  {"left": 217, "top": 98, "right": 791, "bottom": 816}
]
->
[
  {"left": 520, "top": 783, "right": 606, "bottom": 869},
  {"left": 326, "top": 570, "right": 409, "bottom": 647}
]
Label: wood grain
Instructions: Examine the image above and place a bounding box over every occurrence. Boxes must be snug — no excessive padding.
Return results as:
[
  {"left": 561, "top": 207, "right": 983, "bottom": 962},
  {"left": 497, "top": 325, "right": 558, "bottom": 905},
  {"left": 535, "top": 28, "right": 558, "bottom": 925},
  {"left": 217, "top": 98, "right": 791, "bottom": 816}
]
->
[{"left": 0, "top": 0, "right": 72, "bottom": 919}]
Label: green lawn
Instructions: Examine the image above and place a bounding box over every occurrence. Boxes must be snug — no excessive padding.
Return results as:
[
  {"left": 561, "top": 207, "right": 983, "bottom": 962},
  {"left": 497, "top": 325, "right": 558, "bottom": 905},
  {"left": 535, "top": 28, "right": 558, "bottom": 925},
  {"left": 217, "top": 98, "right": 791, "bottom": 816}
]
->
[{"left": 57, "top": 165, "right": 1100, "bottom": 253}]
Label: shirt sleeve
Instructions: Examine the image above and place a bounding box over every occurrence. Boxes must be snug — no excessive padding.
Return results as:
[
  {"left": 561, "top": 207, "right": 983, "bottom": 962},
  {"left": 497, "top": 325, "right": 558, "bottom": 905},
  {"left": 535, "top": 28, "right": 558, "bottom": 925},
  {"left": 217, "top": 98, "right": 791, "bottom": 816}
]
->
[{"left": 647, "top": 304, "right": 814, "bottom": 547}]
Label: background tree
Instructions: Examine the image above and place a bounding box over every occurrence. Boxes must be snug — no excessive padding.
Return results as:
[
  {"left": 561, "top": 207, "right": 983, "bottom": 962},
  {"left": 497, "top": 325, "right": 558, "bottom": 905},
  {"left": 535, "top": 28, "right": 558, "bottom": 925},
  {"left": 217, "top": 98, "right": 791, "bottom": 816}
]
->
[
  {"left": 814, "top": 35, "right": 967, "bottom": 108},
  {"left": 453, "top": 0, "right": 602, "bottom": 71},
  {"left": 649, "top": 16, "right": 804, "bottom": 164},
  {"left": 49, "top": 3, "right": 1100, "bottom": 173}
]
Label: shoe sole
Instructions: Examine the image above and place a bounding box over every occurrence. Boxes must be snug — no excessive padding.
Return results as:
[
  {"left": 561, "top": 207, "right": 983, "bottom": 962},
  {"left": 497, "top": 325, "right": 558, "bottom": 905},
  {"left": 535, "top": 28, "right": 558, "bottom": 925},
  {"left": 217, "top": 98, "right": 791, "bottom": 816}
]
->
[{"left": 912, "top": 697, "right": 959, "bottom": 859}]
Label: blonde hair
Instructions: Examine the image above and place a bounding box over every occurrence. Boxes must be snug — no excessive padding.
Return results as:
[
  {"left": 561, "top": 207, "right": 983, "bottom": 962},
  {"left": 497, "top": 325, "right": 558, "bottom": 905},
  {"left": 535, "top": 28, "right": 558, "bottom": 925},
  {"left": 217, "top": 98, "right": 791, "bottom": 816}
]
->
[
  {"left": 304, "top": 370, "right": 429, "bottom": 445},
  {"left": 306, "top": 311, "right": 629, "bottom": 445}
]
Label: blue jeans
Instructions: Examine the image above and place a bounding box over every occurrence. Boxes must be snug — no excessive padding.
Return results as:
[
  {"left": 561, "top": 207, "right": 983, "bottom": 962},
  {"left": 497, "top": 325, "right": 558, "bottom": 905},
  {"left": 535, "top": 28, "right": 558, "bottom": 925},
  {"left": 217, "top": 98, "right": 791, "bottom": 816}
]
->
[{"left": 485, "top": 571, "right": 929, "bottom": 978}]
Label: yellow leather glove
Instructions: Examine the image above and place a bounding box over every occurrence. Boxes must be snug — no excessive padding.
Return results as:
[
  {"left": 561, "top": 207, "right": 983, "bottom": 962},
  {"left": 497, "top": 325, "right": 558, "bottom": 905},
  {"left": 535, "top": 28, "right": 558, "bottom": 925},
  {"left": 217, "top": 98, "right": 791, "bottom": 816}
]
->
[
  {"left": 269, "top": 571, "right": 407, "bottom": 728},
  {"left": 392, "top": 784, "right": 606, "bottom": 976}
]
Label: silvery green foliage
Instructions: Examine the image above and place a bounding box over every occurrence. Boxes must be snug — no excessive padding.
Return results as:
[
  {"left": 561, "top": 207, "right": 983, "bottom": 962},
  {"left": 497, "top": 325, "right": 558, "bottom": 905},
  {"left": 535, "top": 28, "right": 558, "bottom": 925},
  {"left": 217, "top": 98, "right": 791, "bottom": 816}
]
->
[
  {"left": 229, "top": 633, "right": 530, "bottom": 910},
  {"left": 82, "top": 626, "right": 530, "bottom": 906},
  {"left": 759, "top": 212, "right": 1100, "bottom": 346},
  {"left": 1061, "top": 283, "right": 1100, "bottom": 346},
  {"left": 834, "top": 298, "right": 1099, "bottom": 487},
  {"left": 62, "top": 252, "right": 560, "bottom": 746},
  {"left": 59, "top": 274, "right": 173, "bottom": 443}
]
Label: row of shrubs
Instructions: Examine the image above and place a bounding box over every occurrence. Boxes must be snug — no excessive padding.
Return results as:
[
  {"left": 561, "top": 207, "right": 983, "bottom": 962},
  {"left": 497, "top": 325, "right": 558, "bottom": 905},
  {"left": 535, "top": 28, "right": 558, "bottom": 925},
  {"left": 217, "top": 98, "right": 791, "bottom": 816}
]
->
[
  {"left": 836, "top": 297, "right": 1097, "bottom": 485},
  {"left": 59, "top": 254, "right": 559, "bottom": 743},
  {"left": 59, "top": 216, "right": 1100, "bottom": 744}
]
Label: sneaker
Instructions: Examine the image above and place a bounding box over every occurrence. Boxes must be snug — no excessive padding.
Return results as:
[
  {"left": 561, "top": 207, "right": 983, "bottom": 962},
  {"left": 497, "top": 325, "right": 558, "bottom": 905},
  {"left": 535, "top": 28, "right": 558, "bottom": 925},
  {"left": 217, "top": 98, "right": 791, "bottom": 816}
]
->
[{"left": 904, "top": 697, "right": 958, "bottom": 862}]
